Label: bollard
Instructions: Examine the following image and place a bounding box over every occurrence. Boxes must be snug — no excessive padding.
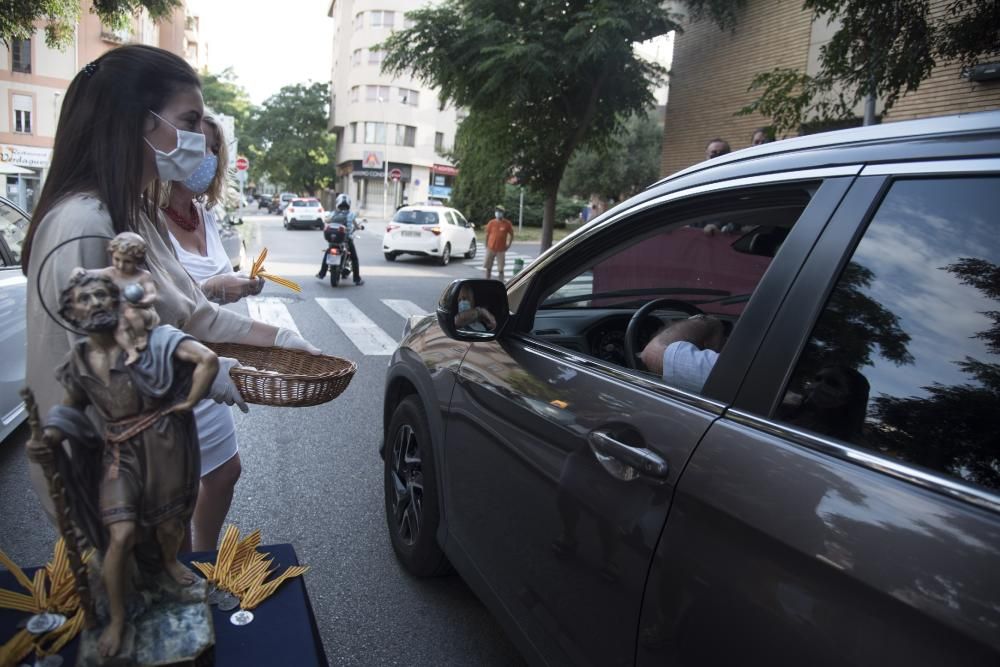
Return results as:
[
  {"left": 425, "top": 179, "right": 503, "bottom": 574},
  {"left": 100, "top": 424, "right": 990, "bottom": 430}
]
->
[{"left": 513, "top": 257, "right": 525, "bottom": 276}]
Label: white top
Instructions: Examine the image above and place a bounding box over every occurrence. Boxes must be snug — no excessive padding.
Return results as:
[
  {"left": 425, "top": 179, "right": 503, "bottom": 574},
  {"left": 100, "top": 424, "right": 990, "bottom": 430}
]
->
[
  {"left": 167, "top": 202, "right": 239, "bottom": 476},
  {"left": 662, "top": 341, "right": 719, "bottom": 394},
  {"left": 168, "top": 204, "right": 233, "bottom": 283}
]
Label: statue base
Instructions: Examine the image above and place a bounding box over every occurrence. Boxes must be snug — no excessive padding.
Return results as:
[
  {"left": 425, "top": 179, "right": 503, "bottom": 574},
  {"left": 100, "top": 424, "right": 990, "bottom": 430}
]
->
[{"left": 76, "top": 578, "right": 215, "bottom": 666}]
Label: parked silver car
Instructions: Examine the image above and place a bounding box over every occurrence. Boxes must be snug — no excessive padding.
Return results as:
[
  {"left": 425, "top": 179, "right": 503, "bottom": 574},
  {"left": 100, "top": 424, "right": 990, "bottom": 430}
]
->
[{"left": 0, "top": 197, "right": 28, "bottom": 443}]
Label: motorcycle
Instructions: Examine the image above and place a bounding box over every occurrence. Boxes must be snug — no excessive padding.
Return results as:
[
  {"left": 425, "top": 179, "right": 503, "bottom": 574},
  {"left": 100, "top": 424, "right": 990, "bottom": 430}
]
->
[{"left": 322, "top": 217, "right": 365, "bottom": 287}]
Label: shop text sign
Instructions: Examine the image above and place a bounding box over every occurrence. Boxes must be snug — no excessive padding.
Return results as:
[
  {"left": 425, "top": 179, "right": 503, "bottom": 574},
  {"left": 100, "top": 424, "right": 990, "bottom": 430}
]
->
[{"left": 1, "top": 145, "right": 52, "bottom": 168}]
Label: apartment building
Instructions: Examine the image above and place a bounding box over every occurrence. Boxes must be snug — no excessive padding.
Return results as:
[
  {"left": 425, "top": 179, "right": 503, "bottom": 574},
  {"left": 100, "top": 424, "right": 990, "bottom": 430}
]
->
[
  {"left": 660, "top": 0, "right": 1000, "bottom": 177},
  {"left": 0, "top": 2, "right": 198, "bottom": 213},
  {"left": 327, "top": 0, "right": 462, "bottom": 215}
]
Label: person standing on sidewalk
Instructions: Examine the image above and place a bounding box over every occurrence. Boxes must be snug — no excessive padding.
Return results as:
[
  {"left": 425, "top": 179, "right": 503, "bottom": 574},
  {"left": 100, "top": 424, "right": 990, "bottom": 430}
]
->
[{"left": 485, "top": 205, "right": 514, "bottom": 281}]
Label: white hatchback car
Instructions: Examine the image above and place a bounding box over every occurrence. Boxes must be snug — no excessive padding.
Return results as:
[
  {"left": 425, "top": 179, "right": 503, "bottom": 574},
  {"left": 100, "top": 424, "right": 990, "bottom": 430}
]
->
[
  {"left": 283, "top": 197, "right": 326, "bottom": 230},
  {"left": 382, "top": 205, "right": 477, "bottom": 265}
]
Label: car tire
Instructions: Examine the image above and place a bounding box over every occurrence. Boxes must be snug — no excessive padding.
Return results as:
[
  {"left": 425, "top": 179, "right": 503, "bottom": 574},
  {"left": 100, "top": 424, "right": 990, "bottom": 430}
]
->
[
  {"left": 439, "top": 243, "right": 451, "bottom": 266},
  {"left": 384, "top": 396, "right": 451, "bottom": 577},
  {"left": 384, "top": 252, "right": 397, "bottom": 261},
  {"left": 465, "top": 239, "right": 477, "bottom": 259},
  {"left": 283, "top": 219, "right": 289, "bottom": 229}
]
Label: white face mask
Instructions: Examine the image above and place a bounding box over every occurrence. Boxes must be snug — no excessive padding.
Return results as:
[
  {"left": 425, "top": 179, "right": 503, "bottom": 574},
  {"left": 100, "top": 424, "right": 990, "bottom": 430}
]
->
[{"left": 144, "top": 110, "right": 206, "bottom": 182}]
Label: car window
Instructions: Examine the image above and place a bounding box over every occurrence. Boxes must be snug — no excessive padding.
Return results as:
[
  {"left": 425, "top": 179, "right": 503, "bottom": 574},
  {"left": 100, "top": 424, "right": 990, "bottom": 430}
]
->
[
  {"left": 293, "top": 200, "right": 319, "bottom": 207},
  {"left": 774, "top": 176, "right": 1000, "bottom": 492},
  {"left": 444, "top": 211, "right": 456, "bottom": 225},
  {"left": 0, "top": 199, "right": 29, "bottom": 266},
  {"left": 530, "top": 184, "right": 816, "bottom": 393},
  {"left": 454, "top": 211, "right": 470, "bottom": 228},
  {"left": 393, "top": 210, "right": 438, "bottom": 225}
]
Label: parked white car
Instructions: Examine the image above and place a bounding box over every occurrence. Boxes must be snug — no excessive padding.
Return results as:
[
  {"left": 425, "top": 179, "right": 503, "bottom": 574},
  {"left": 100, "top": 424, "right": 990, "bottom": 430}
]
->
[
  {"left": 0, "top": 196, "right": 28, "bottom": 443},
  {"left": 382, "top": 205, "right": 476, "bottom": 265}
]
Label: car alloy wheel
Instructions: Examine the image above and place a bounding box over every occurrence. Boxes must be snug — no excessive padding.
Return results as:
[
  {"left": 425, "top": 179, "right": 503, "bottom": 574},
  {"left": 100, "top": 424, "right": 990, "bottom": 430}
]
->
[
  {"left": 465, "top": 238, "right": 477, "bottom": 259},
  {"left": 383, "top": 396, "right": 451, "bottom": 576},
  {"left": 439, "top": 243, "right": 451, "bottom": 266}
]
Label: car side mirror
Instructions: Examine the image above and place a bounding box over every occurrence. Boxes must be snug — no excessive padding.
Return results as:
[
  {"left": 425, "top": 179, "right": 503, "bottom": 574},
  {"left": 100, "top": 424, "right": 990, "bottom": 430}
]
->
[{"left": 437, "top": 279, "right": 510, "bottom": 342}]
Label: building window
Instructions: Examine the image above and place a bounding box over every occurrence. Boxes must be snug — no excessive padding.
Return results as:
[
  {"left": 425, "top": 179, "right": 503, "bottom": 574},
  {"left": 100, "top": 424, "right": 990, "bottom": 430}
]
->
[
  {"left": 354, "top": 12, "right": 364, "bottom": 29},
  {"left": 366, "top": 85, "right": 390, "bottom": 102},
  {"left": 395, "top": 125, "right": 416, "bottom": 147},
  {"left": 435, "top": 132, "right": 445, "bottom": 153},
  {"left": 350, "top": 122, "right": 357, "bottom": 143},
  {"left": 11, "top": 38, "right": 31, "bottom": 74},
  {"left": 370, "top": 11, "right": 395, "bottom": 28},
  {"left": 365, "top": 122, "right": 387, "bottom": 144},
  {"left": 350, "top": 86, "right": 360, "bottom": 103},
  {"left": 398, "top": 88, "right": 419, "bottom": 106},
  {"left": 12, "top": 94, "right": 32, "bottom": 134},
  {"left": 368, "top": 50, "right": 384, "bottom": 65},
  {"left": 352, "top": 49, "right": 362, "bottom": 66}
]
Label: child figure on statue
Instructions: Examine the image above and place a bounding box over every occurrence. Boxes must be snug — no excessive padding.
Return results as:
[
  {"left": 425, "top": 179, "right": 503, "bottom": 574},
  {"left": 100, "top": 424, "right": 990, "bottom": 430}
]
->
[{"left": 96, "top": 232, "right": 160, "bottom": 364}]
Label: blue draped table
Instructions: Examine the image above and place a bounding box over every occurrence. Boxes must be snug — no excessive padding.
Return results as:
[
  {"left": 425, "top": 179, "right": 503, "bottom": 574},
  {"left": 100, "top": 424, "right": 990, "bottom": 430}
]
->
[{"left": 0, "top": 543, "right": 328, "bottom": 666}]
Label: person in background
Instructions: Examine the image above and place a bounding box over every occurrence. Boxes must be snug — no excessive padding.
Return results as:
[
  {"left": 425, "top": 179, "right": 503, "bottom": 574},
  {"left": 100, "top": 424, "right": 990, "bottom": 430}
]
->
[
  {"left": 705, "top": 138, "right": 731, "bottom": 160},
  {"left": 751, "top": 128, "right": 772, "bottom": 146},
  {"left": 640, "top": 314, "right": 726, "bottom": 393},
  {"left": 454, "top": 283, "right": 497, "bottom": 332},
  {"left": 316, "top": 193, "right": 364, "bottom": 286},
  {"left": 162, "top": 114, "right": 263, "bottom": 552},
  {"left": 485, "top": 204, "right": 514, "bottom": 281},
  {"left": 22, "top": 44, "right": 319, "bottom": 531}
]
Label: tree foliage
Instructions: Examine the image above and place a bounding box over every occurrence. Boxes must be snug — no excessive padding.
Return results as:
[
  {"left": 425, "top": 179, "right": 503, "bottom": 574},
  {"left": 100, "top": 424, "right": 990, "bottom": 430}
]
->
[
  {"left": 739, "top": 0, "right": 1000, "bottom": 134},
  {"left": 1, "top": 0, "right": 180, "bottom": 49},
  {"left": 247, "top": 82, "right": 336, "bottom": 195},
  {"left": 380, "top": 0, "right": 685, "bottom": 250},
  {"left": 201, "top": 68, "right": 255, "bottom": 144},
  {"left": 560, "top": 111, "right": 663, "bottom": 203},
  {"left": 449, "top": 113, "right": 510, "bottom": 226}
]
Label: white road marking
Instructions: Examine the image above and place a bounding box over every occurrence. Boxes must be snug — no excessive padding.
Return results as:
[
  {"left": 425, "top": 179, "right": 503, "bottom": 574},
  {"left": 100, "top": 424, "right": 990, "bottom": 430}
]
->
[
  {"left": 316, "top": 298, "right": 399, "bottom": 355},
  {"left": 246, "top": 296, "right": 300, "bottom": 335},
  {"left": 381, "top": 299, "right": 429, "bottom": 319}
]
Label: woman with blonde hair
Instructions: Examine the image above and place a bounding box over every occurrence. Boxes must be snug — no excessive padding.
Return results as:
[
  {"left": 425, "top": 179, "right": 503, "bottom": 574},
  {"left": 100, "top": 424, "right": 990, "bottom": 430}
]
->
[{"left": 161, "top": 114, "right": 261, "bottom": 551}]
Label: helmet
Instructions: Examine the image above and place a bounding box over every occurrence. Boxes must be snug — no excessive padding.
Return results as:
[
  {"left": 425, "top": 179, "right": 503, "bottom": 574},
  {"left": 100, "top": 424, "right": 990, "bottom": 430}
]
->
[{"left": 335, "top": 194, "right": 351, "bottom": 211}]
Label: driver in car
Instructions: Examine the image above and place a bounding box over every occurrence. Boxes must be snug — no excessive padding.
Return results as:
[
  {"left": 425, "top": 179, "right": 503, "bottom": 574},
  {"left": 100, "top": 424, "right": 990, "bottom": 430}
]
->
[{"left": 639, "top": 314, "right": 725, "bottom": 393}]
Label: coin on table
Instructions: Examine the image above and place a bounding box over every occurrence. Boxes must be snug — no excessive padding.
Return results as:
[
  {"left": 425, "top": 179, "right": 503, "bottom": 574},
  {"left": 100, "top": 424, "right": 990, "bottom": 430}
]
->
[
  {"left": 217, "top": 592, "right": 240, "bottom": 611},
  {"left": 230, "top": 610, "right": 254, "bottom": 626},
  {"left": 26, "top": 613, "right": 61, "bottom": 635}
]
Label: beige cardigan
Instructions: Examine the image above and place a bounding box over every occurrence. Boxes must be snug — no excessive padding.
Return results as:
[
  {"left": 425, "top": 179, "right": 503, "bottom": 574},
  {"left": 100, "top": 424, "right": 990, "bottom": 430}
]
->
[{"left": 25, "top": 194, "right": 254, "bottom": 511}]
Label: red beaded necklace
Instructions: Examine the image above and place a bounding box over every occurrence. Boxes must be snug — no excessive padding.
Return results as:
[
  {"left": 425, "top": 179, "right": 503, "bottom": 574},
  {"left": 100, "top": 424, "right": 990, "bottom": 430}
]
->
[{"left": 164, "top": 202, "right": 200, "bottom": 232}]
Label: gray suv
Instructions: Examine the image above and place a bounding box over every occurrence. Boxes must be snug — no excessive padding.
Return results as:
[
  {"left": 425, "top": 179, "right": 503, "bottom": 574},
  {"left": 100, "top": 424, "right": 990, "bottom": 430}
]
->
[{"left": 383, "top": 111, "right": 1000, "bottom": 666}]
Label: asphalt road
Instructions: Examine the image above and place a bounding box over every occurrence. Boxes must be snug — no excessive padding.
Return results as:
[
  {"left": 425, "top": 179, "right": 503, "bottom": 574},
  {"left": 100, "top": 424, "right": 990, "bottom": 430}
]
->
[{"left": 0, "top": 209, "right": 530, "bottom": 666}]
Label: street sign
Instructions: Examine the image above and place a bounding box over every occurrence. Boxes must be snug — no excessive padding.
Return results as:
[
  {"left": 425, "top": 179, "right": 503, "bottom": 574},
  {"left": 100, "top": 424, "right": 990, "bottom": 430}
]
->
[
  {"left": 389, "top": 167, "right": 402, "bottom": 182},
  {"left": 235, "top": 156, "right": 250, "bottom": 171},
  {"left": 235, "top": 170, "right": 247, "bottom": 183}
]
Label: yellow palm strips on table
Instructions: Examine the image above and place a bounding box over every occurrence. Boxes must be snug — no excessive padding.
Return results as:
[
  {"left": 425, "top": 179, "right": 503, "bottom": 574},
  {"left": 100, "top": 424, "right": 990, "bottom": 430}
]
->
[
  {"left": 191, "top": 525, "right": 310, "bottom": 612},
  {"left": 0, "top": 540, "right": 92, "bottom": 666},
  {"left": 249, "top": 247, "right": 301, "bottom": 293}
]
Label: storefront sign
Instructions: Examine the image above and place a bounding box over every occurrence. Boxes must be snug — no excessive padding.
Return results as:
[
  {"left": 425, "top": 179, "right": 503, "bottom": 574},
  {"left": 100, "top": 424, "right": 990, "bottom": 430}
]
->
[
  {"left": 346, "top": 161, "right": 412, "bottom": 180},
  {"left": 429, "top": 185, "right": 452, "bottom": 199},
  {"left": 1, "top": 145, "right": 52, "bottom": 169},
  {"left": 362, "top": 151, "right": 384, "bottom": 169},
  {"left": 431, "top": 163, "right": 458, "bottom": 176}
]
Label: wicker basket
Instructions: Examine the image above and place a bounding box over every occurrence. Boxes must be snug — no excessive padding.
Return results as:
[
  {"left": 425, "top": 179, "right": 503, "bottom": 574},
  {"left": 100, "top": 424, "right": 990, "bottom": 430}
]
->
[{"left": 207, "top": 343, "right": 357, "bottom": 407}]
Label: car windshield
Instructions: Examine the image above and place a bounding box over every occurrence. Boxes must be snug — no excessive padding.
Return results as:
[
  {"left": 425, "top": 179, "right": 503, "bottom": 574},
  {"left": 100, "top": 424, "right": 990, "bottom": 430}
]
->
[
  {"left": 294, "top": 200, "right": 320, "bottom": 207},
  {"left": 393, "top": 210, "right": 439, "bottom": 224}
]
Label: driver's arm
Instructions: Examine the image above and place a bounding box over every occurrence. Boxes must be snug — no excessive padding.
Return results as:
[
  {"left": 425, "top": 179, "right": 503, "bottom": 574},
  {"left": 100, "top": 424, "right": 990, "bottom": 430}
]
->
[{"left": 640, "top": 315, "right": 724, "bottom": 376}]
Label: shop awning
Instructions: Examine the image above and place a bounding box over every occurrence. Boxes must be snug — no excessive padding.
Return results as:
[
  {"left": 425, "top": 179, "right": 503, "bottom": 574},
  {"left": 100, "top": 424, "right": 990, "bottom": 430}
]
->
[{"left": 0, "top": 163, "right": 33, "bottom": 175}]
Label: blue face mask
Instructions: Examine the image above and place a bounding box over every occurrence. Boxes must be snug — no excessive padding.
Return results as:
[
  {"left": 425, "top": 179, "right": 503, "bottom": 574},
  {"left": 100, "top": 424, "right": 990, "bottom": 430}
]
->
[
  {"left": 182, "top": 154, "right": 218, "bottom": 194},
  {"left": 458, "top": 299, "right": 472, "bottom": 313}
]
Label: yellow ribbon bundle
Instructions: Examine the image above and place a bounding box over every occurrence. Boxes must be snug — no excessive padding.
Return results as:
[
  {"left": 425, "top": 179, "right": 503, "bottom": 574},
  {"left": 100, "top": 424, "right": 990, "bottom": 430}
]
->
[
  {"left": 250, "top": 248, "right": 301, "bottom": 293},
  {"left": 0, "top": 540, "right": 91, "bottom": 666},
  {"left": 191, "top": 525, "right": 309, "bottom": 612}
]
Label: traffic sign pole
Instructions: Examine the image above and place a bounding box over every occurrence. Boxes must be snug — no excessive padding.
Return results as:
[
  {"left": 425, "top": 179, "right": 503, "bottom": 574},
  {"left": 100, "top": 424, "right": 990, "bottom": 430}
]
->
[{"left": 235, "top": 157, "right": 249, "bottom": 207}]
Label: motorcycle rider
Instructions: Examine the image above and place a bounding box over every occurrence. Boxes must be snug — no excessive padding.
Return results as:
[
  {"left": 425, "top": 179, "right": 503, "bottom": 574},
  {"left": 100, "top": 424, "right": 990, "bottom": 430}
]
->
[{"left": 317, "top": 193, "right": 364, "bottom": 286}]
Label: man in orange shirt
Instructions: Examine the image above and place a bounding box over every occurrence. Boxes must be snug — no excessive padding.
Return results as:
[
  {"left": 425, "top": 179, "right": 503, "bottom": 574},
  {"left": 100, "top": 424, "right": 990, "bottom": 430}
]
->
[{"left": 484, "top": 204, "right": 514, "bottom": 280}]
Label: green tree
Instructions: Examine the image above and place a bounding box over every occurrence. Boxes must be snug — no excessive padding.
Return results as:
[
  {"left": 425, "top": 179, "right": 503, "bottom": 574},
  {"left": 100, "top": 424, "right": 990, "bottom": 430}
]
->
[
  {"left": 201, "top": 69, "right": 256, "bottom": 145},
  {"left": 380, "top": 0, "right": 684, "bottom": 251},
  {"left": 560, "top": 111, "right": 663, "bottom": 203},
  {"left": 738, "top": 0, "right": 1000, "bottom": 134},
  {"left": 248, "top": 82, "right": 336, "bottom": 195},
  {"left": 1, "top": 0, "right": 180, "bottom": 49},
  {"left": 449, "top": 113, "right": 510, "bottom": 225}
]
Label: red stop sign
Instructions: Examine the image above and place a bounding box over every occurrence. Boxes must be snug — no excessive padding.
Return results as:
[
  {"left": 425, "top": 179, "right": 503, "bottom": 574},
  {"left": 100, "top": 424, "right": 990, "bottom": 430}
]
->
[
  {"left": 235, "top": 157, "right": 250, "bottom": 171},
  {"left": 389, "top": 168, "right": 402, "bottom": 181}
]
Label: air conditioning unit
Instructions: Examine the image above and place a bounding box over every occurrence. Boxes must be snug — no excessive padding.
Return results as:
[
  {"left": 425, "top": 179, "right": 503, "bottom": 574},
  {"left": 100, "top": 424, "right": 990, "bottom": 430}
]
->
[{"left": 967, "top": 62, "right": 1000, "bottom": 82}]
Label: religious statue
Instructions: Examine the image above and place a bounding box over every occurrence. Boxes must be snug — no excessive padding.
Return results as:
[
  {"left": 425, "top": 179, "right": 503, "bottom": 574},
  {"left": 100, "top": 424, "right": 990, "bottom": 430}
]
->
[
  {"left": 26, "top": 267, "right": 218, "bottom": 664},
  {"left": 94, "top": 232, "right": 160, "bottom": 365}
]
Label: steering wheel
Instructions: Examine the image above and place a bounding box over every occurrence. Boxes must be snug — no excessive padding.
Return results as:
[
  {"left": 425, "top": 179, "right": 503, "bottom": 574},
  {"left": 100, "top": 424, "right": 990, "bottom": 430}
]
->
[{"left": 624, "top": 298, "right": 705, "bottom": 370}]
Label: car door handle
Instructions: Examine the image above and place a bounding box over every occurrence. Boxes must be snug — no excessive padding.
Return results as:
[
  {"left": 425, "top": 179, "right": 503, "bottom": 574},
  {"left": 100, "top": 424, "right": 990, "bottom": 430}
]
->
[{"left": 587, "top": 430, "right": 670, "bottom": 481}]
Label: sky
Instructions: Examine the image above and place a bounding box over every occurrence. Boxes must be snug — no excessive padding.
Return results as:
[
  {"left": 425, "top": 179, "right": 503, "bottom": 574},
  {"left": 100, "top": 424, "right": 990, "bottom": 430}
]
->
[{"left": 190, "top": 0, "right": 334, "bottom": 105}]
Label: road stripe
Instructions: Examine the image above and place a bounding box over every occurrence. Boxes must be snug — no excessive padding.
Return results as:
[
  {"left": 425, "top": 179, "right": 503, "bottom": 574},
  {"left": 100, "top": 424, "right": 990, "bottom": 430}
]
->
[
  {"left": 246, "top": 296, "right": 300, "bottom": 335},
  {"left": 316, "top": 298, "right": 398, "bottom": 355},
  {"left": 381, "top": 299, "right": 429, "bottom": 319}
]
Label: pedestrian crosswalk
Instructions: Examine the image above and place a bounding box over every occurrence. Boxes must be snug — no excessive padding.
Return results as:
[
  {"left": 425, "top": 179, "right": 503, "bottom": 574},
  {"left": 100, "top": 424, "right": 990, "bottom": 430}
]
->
[
  {"left": 464, "top": 250, "right": 535, "bottom": 275},
  {"left": 244, "top": 296, "right": 430, "bottom": 356}
]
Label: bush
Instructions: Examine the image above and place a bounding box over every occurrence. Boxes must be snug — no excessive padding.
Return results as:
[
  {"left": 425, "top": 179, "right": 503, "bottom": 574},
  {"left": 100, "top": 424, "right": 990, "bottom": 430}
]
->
[{"left": 499, "top": 185, "right": 584, "bottom": 228}]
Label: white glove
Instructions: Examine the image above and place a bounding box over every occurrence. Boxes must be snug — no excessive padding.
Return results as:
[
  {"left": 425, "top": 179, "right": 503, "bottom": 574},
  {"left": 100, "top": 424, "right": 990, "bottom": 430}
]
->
[
  {"left": 274, "top": 328, "right": 322, "bottom": 355},
  {"left": 209, "top": 356, "right": 249, "bottom": 413},
  {"left": 200, "top": 273, "right": 265, "bottom": 305}
]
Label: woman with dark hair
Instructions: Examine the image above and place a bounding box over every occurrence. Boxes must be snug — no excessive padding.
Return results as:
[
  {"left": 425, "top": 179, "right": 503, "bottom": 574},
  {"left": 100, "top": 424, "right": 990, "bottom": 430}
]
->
[
  {"left": 23, "top": 45, "right": 317, "bottom": 537},
  {"left": 162, "top": 114, "right": 261, "bottom": 552}
]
